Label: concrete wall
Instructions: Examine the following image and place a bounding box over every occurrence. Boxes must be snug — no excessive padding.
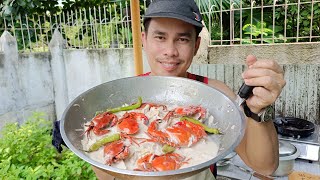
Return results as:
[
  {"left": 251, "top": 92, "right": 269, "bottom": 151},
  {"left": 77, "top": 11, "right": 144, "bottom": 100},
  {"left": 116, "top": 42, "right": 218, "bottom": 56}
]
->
[
  {"left": 48, "top": 29, "right": 150, "bottom": 119},
  {"left": 0, "top": 32, "right": 55, "bottom": 130},
  {"left": 208, "top": 43, "right": 320, "bottom": 64},
  {"left": 0, "top": 30, "right": 151, "bottom": 128}
]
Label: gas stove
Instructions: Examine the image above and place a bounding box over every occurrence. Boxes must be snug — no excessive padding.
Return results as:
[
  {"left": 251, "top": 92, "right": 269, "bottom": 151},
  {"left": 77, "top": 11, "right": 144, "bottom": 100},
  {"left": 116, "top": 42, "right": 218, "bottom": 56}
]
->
[{"left": 278, "top": 124, "right": 320, "bottom": 162}]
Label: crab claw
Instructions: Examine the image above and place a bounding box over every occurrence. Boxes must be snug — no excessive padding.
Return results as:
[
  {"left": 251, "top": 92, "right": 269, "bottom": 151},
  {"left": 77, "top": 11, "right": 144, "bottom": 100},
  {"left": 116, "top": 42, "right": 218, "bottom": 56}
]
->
[
  {"left": 82, "top": 112, "right": 118, "bottom": 137},
  {"left": 138, "top": 103, "right": 167, "bottom": 111},
  {"left": 174, "top": 106, "right": 206, "bottom": 119}
]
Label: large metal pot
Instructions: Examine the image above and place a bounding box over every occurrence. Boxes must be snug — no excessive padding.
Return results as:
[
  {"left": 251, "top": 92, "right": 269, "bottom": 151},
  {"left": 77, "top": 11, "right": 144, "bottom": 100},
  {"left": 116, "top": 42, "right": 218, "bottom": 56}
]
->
[
  {"left": 273, "top": 140, "right": 300, "bottom": 176},
  {"left": 60, "top": 76, "right": 246, "bottom": 179}
]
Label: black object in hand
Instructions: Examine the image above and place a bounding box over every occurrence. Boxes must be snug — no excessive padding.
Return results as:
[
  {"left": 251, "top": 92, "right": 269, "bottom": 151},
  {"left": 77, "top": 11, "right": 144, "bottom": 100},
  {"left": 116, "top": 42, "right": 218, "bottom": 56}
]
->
[{"left": 52, "top": 120, "right": 67, "bottom": 153}]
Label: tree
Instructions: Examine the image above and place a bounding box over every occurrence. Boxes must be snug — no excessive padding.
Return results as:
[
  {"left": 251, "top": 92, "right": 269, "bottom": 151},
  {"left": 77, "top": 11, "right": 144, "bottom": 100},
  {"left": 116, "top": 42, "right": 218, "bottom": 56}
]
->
[{"left": 0, "top": 0, "right": 61, "bottom": 18}]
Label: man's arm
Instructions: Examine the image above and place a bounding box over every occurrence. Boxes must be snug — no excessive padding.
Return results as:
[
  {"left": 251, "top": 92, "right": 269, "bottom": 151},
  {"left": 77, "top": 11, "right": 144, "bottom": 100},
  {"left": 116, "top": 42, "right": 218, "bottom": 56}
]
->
[
  {"left": 235, "top": 117, "right": 279, "bottom": 175},
  {"left": 92, "top": 165, "right": 115, "bottom": 180},
  {"left": 207, "top": 55, "right": 285, "bottom": 175}
]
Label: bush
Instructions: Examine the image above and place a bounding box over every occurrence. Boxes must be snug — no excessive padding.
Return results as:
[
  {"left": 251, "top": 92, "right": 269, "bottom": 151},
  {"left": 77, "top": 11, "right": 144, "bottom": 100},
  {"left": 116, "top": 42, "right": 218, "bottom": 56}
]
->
[{"left": 0, "top": 112, "right": 97, "bottom": 180}]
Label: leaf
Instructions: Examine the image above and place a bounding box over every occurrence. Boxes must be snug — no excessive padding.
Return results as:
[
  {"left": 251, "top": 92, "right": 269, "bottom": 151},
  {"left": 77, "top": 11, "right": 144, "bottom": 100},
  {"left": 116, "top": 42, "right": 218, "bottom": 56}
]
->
[
  {"left": 9, "top": 0, "right": 16, "bottom": 6},
  {"left": 272, "top": 26, "right": 284, "bottom": 33},
  {"left": 4, "top": 147, "right": 10, "bottom": 154},
  {"left": 301, "top": 10, "right": 309, "bottom": 16},
  {"left": 2, "top": 161, "right": 11, "bottom": 173},
  {"left": 0, "top": 113, "right": 96, "bottom": 179},
  {"left": 77, "top": 168, "right": 82, "bottom": 175},
  {"left": 17, "top": 0, "right": 26, "bottom": 6},
  {"left": 3, "top": 5, "right": 13, "bottom": 15},
  {"left": 34, "top": 165, "right": 42, "bottom": 172}
]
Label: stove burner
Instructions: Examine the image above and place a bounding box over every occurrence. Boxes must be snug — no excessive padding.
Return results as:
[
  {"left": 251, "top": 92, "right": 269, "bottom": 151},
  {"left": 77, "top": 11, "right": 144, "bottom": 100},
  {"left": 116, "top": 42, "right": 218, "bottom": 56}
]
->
[{"left": 273, "top": 117, "right": 315, "bottom": 138}]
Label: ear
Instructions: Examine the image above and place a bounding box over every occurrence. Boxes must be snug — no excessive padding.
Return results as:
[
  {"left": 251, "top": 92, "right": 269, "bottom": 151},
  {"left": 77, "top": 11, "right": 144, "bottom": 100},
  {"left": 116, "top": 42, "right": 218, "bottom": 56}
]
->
[
  {"left": 194, "top": 37, "right": 201, "bottom": 56},
  {"left": 141, "top": 31, "right": 147, "bottom": 47}
]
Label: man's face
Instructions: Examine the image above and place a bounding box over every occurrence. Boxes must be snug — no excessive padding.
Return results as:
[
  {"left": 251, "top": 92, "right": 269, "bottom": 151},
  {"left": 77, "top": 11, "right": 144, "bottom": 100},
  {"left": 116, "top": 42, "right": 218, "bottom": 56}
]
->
[{"left": 142, "top": 18, "right": 201, "bottom": 77}]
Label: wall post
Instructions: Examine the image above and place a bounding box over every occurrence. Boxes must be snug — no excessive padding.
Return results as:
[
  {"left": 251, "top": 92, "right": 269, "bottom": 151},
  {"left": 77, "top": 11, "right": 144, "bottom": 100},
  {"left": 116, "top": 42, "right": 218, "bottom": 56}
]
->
[{"left": 49, "top": 29, "right": 69, "bottom": 120}]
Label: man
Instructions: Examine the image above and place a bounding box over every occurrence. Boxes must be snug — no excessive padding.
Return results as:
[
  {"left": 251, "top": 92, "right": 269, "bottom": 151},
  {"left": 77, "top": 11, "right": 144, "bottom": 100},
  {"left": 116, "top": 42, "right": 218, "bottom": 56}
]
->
[{"left": 92, "top": 0, "right": 286, "bottom": 179}]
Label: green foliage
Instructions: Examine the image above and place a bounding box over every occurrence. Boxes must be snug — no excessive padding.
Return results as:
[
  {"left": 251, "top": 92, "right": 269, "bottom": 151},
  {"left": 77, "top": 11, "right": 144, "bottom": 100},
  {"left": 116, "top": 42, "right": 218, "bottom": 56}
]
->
[
  {"left": 0, "top": 112, "right": 97, "bottom": 180},
  {"left": 201, "top": 0, "right": 320, "bottom": 44},
  {"left": 197, "top": 0, "right": 234, "bottom": 21},
  {"left": 61, "top": 0, "right": 130, "bottom": 12},
  {"left": 238, "top": 0, "right": 320, "bottom": 43},
  {"left": 96, "top": 17, "right": 132, "bottom": 48},
  {"left": 197, "top": 0, "right": 242, "bottom": 43},
  {"left": 0, "top": 0, "right": 60, "bottom": 18},
  {"left": 1, "top": 0, "right": 319, "bottom": 49},
  {"left": 0, "top": 0, "right": 136, "bottom": 51},
  {"left": 240, "top": 21, "right": 285, "bottom": 44},
  {"left": 277, "top": 2, "right": 320, "bottom": 42}
]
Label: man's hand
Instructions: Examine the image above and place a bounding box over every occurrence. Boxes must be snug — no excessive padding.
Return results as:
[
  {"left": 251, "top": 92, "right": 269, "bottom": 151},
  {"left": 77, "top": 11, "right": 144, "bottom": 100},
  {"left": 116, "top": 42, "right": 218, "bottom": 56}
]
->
[{"left": 242, "top": 55, "right": 286, "bottom": 114}]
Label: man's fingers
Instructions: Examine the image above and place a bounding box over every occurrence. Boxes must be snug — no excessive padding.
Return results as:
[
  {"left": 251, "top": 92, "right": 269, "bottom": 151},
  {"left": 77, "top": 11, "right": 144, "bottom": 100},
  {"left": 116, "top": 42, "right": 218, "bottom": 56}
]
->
[
  {"left": 246, "top": 87, "right": 271, "bottom": 107},
  {"left": 242, "top": 68, "right": 285, "bottom": 87},
  {"left": 252, "top": 86, "right": 279, "bottom": 102},
  {"left": 242, "top": 55, "right": 286, "bottom": 112},
  {"left": 250, "top": 60, "right": 284, "bottom": 74},
  {"left": 244, "top": 75, "right": 285, "bottom": 90},
  {"left": 246, "top": 86, "right": 280, "bottom": 112},
  {"left": 246, "top": 55, "right": 257, "bottom": 67},
  {"left": 242, "top": 68, "right": 276, "bottom": 79}
]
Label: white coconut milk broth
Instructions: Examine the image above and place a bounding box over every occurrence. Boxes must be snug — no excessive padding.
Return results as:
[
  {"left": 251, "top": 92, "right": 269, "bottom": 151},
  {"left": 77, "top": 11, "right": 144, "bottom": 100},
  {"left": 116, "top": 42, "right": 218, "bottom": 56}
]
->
[{"left": 81, "top": 104, "right": 219, "bottom": 170}]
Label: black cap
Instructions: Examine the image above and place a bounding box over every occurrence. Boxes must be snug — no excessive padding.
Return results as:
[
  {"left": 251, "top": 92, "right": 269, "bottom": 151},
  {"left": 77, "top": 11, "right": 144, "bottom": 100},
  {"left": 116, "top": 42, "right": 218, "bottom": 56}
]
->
[{"left": 143, "top": 0, "right": 203, "bottom": 28}]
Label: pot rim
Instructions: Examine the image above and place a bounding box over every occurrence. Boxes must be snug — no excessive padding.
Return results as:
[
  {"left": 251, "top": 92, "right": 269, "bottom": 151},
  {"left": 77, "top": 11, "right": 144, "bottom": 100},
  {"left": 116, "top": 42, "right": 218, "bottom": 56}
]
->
[
  {"left": 60, "top": 76, "right": 247, "bottom": 178},
  {"left": 279, "top": 147, "right": 300, "bottom": 161}
]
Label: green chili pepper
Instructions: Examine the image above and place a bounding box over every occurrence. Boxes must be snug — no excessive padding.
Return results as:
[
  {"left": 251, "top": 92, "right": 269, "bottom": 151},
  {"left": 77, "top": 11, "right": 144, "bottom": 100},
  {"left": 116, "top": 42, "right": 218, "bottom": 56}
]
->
[
  {"left": 180, "top": 116, "right": 221, "bottom": 134},
  {"left": 106, "top": 97, "right": 142, "bottom": 113},
  {"left": 88, "top": 133, "right": 120, "bottom": 152},
  {"left": 162, "top": 144, "right": 175, "bottom": 154},
  {"left": 94, "top": 110, "right": 104, "bottom": 116}
]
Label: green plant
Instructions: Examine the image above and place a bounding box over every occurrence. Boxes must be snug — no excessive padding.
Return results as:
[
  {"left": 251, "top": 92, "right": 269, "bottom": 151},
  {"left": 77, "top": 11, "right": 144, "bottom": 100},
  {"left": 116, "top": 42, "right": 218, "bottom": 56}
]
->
[
  {"left": 237, "top": 0, "right": 320, "bottom": 43},
  {"left": 0, "top": 112, "right": 96, "bottom": 180},
  {"left": 274, "top": 2, "right": 320, "bottom": 42},
  {"left": 0, "top": 0, "right": 60, "bottom": 17},
  {"left": 96, "top": 16, "right": 132, "bottom": 48},
  {"left": 0, "top": 0, "right": 135, "bottom": 51},
  {"left": 240, "top": 21, "right": 285, "bottom": 44},
  {"left": 196, "top": 0, "right": 241, "bottom": 43}
]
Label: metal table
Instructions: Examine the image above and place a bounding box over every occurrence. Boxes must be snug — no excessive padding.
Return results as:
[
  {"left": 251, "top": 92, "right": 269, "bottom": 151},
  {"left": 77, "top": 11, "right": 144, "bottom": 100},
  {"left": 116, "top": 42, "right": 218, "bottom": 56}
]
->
[{"left": 217, "top": 155, "right": 320, "bottom": 180}]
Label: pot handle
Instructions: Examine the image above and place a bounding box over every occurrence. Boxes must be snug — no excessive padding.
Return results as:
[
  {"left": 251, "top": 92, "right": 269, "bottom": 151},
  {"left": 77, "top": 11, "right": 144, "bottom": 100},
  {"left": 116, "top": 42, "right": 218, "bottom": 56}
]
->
[{"left": 238, "top": 83, "right": 254, "bottom": 100}]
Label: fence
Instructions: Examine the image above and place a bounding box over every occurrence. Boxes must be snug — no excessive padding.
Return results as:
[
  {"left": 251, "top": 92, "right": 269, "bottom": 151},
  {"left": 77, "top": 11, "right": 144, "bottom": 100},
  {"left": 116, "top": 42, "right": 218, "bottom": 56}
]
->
[
  {"left": 1, "top": 0, "right": 320, "bottom": 52},
  {"left": 1, "top": 1, "right": 133, "bottom": 52},
  {"left": 1, "top": 30, "right": 319, "bottom": 127},
  {"left": 189, "top": 63, "right": 320, "bottom": 123},
  {"left": 199, "top": 0, "right": 320, "bottom": 45}
]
